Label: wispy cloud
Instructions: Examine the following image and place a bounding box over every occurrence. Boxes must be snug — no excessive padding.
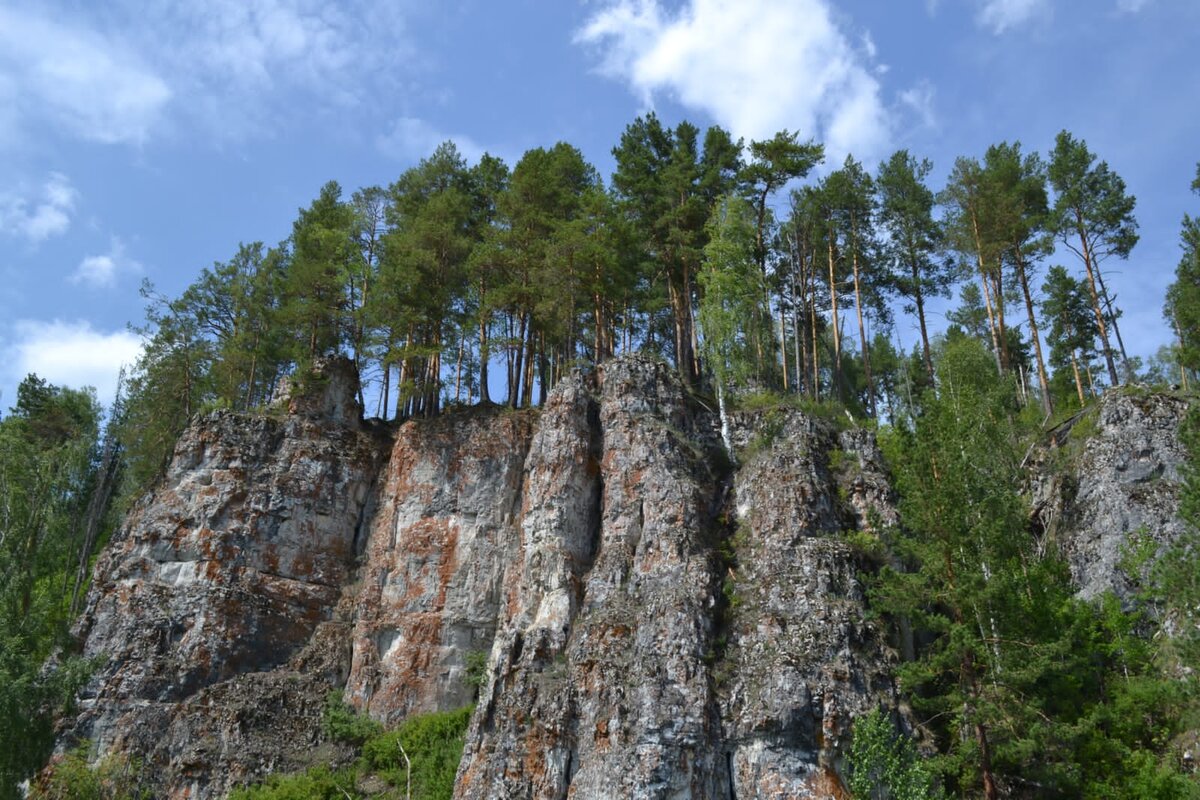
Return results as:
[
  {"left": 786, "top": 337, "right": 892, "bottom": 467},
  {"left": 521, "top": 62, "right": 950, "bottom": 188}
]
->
[
  {"left": 0, "top": 1, "right": 412, "bottom": 148},
  {"left": 1, "top": 319, "right": 142, "bottom": 408},
  {"left": 70, "top": 237, "right": 142, "bottom": 289},
  {"left": 0, "top": 173, "right": 79, "bottom": 243},
  {"left": 576, "top": 0, "right": 891, "bottom": 163},
  {"left": 898, "top": 81, "right": 938, "bottom": 131},
  {"left": 977, "top": 0, "right": 1049, "bottom": 33},
  {"left": 376, "top": 117, "right": 486, "bottom": 164},
  {"left": 0, "top": 7, "right": 170, "bottom": 145},
  {"left": 1116, "top": 0, "right": 1150, "bottom": 12}
]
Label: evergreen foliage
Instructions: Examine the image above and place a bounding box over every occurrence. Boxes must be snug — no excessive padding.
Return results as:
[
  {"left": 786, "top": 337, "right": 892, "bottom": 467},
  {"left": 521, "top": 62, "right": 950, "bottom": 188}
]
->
[{"left": 873, "top": 338, "right": 1199, "bottom": 798}]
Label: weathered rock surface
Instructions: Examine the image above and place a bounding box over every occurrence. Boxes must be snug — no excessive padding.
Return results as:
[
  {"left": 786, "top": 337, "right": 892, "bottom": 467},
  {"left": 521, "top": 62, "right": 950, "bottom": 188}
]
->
[
  {"left": 345, "top": 407, "right": 534, "bottom": 723},
  {"left": 457, "top": 358, "right": 731, "bottom": 799},
  {"left": 1030, "top": 390, "right": 1191, "bottom": 602},
  {"left": 719, "top": 414, "right": 903, "bottom": 799},
  {"left": 67, "top": 359, "right": 388, "bottom": 798},
  {"left": 66, "top": 359, "right": 1191, "bottom": 798}
]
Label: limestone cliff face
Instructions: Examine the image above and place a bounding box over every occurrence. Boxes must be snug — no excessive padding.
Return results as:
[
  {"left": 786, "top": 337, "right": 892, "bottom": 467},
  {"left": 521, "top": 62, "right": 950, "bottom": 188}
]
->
[
  {"left": 69, "top": 359, "right": 388, "bottom": 797},
  {"left": 67, "top": 360, "right": 1187, "bottom": 798},
  {"left": 1030, "top": 390, "right": 1192, "bottom": 603}
]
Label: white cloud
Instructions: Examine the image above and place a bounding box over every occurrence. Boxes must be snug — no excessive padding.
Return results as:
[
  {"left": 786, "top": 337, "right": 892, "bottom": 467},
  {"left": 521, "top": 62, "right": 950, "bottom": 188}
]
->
[
  {"left": 0, "top": 7, "right": 170, "bottom": 144},
  {"left": 0, "top": 2, "right": 412, "bottom": 148},
  {"left": 0, "top": 173, "right": 79, "bottom": 243},
  {"left": 576, "top": 0, "right": 891, "bottom": 163},
  {"left": 1116, "top": 0, "right": 1150, "bottom": 12},
  {"left": 2, "top": 319, "right": 142, "bottom": 407},
  {"left": 70, "top": 238, "right": 142, "bottom": 289},
  {"left": 899, "top": 81, "right": 937, "bottom": 130},
  {"left": 977, "top": 0, "right": 1048, "bottom": 33},
  {"left": 377, "top": 117, "right": 486, "bottom": 164}
]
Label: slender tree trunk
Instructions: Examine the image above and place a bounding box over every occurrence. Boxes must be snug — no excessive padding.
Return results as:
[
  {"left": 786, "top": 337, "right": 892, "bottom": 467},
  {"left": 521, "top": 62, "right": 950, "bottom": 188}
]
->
[
  {"left": 908, "top": 239, "right": 935, "bottom": 382},
  {"left": 1094, "top": 266, "right": 1130, "bottom": 374},
  {"left": 970, "top": 214, "right": 1004, "bottom": 374},
  {"left": 521, "top": 323, "right": 536, "bottom": 408},
  {"left": 850, "top": 233, "right": 875, "bottom": 418},
  {"left": 810, "top": 260, "right": 821, "bottom": 401},
  {"left": 454, "top": 336, "right": 465, "bottom": 404},
  {"left": 1075, "top": 213, "right": 1120, "bottom": 385},
  {"left": 479, "top": 311, "right": 491, "bottom": 404},
  {"left": 778, "top": 290, "right": 789, "bottom": 392},
  {"left": 511, "top": 312, "right": 528, "bottom": 407},
  {"left": 381, "top": 359, "right": 391, "bottom": 420},
  {"left": 685, "top": 261, "right": 701, "bottom": 382},
  {"left": 790, "top": 236, "right": 805, "bottom": 396},
  {"left": 990, "top": 260, "right": 1011, "bottom": 370},
  {"left": 826, "top": 225, "right": 843, "bottom": 400},
  {"left": 1014, "top": 252, "right": 1053, "bottom": 416}
]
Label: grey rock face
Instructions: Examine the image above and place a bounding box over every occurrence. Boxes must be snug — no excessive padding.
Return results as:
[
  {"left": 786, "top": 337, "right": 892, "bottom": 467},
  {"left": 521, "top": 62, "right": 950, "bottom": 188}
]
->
[
  {"left": 457, "top": 357, "right": 730, "bottom": 799},
  {"left": 67, "top": 358, "right": 388, "bottom": 798},
  {"left": 344, "top": 407, "right": 535, "bottom": 723},
  {"left": 1030, "top": 390, "right": 1191, "bottom": 602},
  {"left": 719, "top": 412, "right": 902, "bottom": 799}
]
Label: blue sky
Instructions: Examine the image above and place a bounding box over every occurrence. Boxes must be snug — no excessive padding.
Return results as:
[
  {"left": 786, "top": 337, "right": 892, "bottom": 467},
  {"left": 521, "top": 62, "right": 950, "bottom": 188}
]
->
[{"left": 1, "top": 0, "right": 1197, "bottom": 410}]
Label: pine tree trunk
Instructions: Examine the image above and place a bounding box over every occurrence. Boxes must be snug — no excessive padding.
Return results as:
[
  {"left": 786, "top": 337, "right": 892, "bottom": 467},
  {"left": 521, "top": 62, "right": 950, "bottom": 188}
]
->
[
  {"left": 970, "top": 214, "right": 1004, "bottom": 374},
  {"left": 1075, "top": 212, "right": 1120, "bottom": 385},
  {"left": 1015, "top": 252, "right": 1053, "bottom": 416},
  {"left": 909, "top": 240, "right": 935, "bottom": 383},
  {"left": 827, "top": 226, "right": 843, "bottom": 400},
  {"left": 1094, "top": 266, "right": 1129, "bottom": 374},
  {"left": 851, "top": 240, "right": 875, "bottom": 418}
]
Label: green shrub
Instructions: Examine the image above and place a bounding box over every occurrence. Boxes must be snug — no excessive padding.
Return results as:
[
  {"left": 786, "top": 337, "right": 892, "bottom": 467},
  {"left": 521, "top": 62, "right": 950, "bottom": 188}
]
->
[
  {"left": 227, "top": 765, "right": 358, "bottom": 800},
  {"left": 363, "top": 706, "right": 474, "bottom": 800},
  {"left": 847, "top": 709, "right": 940, "bottom": 800},
  {"left": 30, "top": 746, "right": 150, "bottom": 800},
  {"left": 322, "top": 691, "right": 382, "bottom": 746}
]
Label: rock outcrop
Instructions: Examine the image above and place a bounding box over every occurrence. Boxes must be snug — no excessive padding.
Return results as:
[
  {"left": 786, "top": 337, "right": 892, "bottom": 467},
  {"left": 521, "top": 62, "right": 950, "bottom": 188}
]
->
[
  {"left": 1030, "top": 389, "right": 1191, "bottom": 602},
  {"left": 67, "top": 359, "right": 388, "bottom": 797},
  {"left": 65, "top": 359, "right": 1189, "bottom": 798}
]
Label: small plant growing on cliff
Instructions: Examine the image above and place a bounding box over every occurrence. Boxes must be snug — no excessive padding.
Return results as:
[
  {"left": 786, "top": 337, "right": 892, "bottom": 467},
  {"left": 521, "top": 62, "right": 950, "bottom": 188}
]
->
[{"left": 463, "top": 650, "right": 489, "bottom": 692}]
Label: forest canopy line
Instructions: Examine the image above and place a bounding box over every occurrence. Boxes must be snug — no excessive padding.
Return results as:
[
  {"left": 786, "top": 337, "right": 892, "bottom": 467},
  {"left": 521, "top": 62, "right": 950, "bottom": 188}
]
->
[{"left": 106, "top": 119, "right": 1195, "bottom": 462}]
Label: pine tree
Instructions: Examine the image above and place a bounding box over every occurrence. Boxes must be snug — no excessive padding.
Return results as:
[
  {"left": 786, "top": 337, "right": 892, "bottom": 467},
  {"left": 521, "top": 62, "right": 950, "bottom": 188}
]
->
[
  {"left": 1041, "top": 265, "right": 1098, "bottom": 406},
  {"left": 983, "top": 142, "right": 1055, "bottom": 415},
  {"left": 1048, "top": 130, "right": 1139, "bottom": 386},
  {"left": 1165, "top": 163, "right": 1200, "bottom": 387},
  {"left": 282, "top": 181, "right": 357, "bottom": 361},
  {"left": 877, "top": 151, "right": 950, "bottom": 382}
]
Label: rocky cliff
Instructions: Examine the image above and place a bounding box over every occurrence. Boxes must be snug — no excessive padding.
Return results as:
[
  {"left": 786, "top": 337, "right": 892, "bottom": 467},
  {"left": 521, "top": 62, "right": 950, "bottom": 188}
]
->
[
  {"left": 1029, "top": 389, "right": 1192, "bottom": 603},
  {"left": 59, "top": 360, "right": 1191, "bottom": 798}
]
